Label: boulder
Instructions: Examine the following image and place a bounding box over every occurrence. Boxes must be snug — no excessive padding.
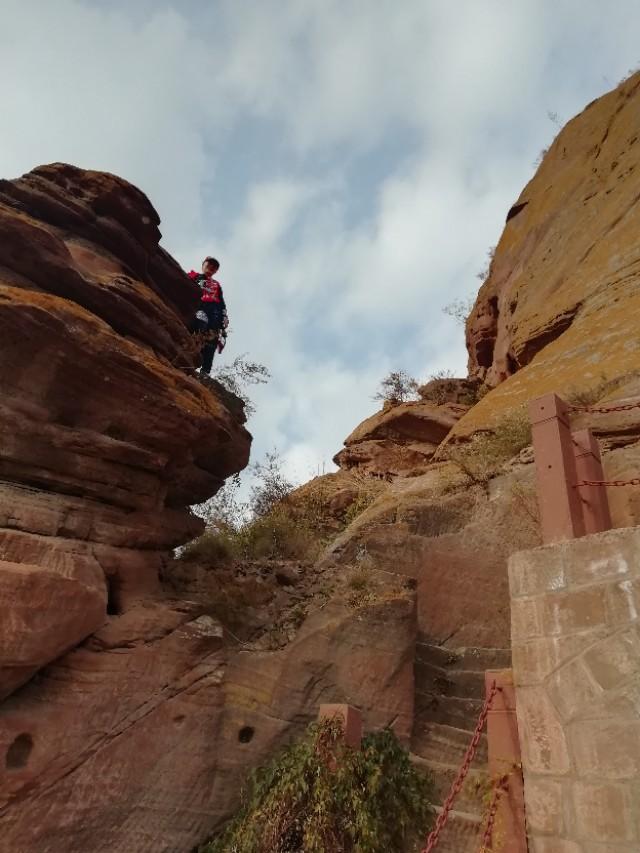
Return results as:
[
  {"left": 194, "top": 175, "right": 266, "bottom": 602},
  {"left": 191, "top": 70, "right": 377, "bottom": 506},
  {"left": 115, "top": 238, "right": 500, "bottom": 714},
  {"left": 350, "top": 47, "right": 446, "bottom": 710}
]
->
[{"left": 334, "top": 400, "right": 469, "bottom": 477}]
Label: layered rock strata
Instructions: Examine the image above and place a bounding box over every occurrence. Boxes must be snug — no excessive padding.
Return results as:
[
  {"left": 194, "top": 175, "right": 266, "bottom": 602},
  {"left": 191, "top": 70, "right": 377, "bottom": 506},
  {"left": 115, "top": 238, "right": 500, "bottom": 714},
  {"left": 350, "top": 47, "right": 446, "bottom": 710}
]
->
[{"left": 0, "top": 165, "right": 251, "bottom": 704}]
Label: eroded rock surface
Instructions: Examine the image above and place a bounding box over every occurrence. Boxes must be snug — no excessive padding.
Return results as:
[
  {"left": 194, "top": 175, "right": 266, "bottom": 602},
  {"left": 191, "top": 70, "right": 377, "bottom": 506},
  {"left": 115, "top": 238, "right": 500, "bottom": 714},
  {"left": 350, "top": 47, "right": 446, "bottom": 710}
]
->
[
  {"left": 0, "top": 164, "right": 251, "bottom": 698},
  {"left": 334, "top": 399, "right": 469, "bottom": 477},
  {"left": 460, "top": 72, "right": 640, "bottom": 437},
  {"left": 0, "top": 165, "right": 419, "bottom": 853}
]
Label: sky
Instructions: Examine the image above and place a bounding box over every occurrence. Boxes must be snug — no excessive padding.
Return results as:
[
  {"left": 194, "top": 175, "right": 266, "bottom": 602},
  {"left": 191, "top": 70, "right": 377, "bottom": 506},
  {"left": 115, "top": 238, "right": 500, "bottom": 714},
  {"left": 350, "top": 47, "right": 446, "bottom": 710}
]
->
[{"left": 2, "top": 0, "right": 640, "bottom": 486}]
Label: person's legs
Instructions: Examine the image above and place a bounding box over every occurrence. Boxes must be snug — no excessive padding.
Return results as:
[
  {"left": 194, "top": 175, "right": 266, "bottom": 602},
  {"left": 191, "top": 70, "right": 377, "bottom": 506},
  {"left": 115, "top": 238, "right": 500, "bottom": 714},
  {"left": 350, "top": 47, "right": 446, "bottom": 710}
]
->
[{"left": 201, "top": 339, "right": 216, "bottom": 374}]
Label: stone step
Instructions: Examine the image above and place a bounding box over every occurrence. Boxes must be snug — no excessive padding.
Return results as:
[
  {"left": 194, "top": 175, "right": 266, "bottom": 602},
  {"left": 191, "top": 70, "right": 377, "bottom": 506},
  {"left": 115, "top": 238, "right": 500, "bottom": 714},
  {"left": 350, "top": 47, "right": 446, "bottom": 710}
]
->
[
  {"left": 411, "top": 721, "right": 488, "bottom": 765},
  {"left": 415, "top": 690, "right": 484, "bottom": 730},
  {"left": 412, "top": 755, "right": 488, "bottom": 816},
  {"left": 414, "top": 658, "right": 487, "bottom": 700},
  {"left": 415, "top": 642, "right": 511, "bottom": 673},
  {"left": 429, "top": 806, "right": 483, "bottom": 853}
]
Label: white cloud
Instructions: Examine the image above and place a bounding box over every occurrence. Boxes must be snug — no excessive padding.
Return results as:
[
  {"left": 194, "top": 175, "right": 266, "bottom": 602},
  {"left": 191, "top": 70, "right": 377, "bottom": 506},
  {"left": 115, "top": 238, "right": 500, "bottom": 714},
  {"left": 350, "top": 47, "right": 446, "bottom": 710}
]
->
[{"left": 3, "top": 0, "right": 640, "bottom": 489}]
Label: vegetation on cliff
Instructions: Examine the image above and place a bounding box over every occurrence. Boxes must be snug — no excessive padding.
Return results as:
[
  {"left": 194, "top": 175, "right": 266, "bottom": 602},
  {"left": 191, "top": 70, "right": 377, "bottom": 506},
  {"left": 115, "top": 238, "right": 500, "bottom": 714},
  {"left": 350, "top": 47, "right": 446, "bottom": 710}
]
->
[{"left": 202, "top": 718, "right": 434, "bottom": 853}]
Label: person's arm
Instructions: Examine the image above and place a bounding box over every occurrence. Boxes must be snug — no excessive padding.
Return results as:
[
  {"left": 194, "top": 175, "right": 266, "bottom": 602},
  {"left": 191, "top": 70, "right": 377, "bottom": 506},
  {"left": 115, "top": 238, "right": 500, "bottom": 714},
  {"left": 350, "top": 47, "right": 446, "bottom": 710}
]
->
[{"left": 219, "top": 286, "right": 229, "bottom": 327}]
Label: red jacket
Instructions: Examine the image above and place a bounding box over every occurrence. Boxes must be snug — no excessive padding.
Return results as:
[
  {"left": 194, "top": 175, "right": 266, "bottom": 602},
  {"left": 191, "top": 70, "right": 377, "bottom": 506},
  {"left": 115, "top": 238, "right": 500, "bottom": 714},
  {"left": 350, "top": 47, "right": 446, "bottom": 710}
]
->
[{"left": 188, "top": 270, "right": 224, "bottom": 304}]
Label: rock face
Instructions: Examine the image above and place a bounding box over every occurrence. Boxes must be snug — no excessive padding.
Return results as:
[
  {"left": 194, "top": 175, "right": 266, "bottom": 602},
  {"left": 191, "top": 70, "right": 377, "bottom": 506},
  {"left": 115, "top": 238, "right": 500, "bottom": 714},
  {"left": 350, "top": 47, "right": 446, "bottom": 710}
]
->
[
  {"left": 0, "top": 592, "right": 415, "bottom": 853},
  {"left": 460, "top": 71, "right": 640, "bottom": 437},
  {"left": 0, "top": 165, "right": 417, "bottom": 853},
  {"left": 0, "top": 164, "right": 254, "bottom": 849},
  {"left": 334, "top": 399, "right": 469, "bottom": 477},
  {"left": 0, "top": 164, "right": 251, "bottom": 699}
]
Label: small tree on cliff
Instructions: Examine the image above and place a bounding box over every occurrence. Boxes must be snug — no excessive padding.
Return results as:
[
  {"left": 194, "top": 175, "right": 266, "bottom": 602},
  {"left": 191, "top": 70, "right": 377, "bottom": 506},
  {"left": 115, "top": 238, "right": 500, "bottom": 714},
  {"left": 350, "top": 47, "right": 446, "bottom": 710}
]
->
[
  {"left": 372, "top": 371, "right": 420, "bottom": 404},
  {"left": 212, "top": 354, "right": 271, "bottom": 418},
  {"left": 202, "top": 717, "right": 434, "bottom": 853}
]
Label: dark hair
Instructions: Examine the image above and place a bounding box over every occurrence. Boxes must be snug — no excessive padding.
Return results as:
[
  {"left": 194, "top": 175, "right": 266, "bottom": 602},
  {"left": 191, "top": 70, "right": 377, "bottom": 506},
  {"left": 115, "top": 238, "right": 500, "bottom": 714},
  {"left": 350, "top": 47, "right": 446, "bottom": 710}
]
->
[{"left": 203, "top": 256, "right": 220, "bottom": 269}]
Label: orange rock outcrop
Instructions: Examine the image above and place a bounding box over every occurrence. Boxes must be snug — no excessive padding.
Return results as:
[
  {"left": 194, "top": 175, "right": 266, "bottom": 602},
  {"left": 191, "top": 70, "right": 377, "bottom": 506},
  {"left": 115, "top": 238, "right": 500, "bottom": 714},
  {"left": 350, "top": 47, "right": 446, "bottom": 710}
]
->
[{"left": 460, "top": 71, "right": 640, "bottom": 436}]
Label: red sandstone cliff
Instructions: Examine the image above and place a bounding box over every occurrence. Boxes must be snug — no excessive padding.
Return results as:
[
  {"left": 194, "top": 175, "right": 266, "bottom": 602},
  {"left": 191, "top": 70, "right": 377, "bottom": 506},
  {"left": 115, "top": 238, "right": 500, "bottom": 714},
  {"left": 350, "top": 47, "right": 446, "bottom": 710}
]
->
[{"left": 0, "top": 166, "right": 416, "bottom": 853}]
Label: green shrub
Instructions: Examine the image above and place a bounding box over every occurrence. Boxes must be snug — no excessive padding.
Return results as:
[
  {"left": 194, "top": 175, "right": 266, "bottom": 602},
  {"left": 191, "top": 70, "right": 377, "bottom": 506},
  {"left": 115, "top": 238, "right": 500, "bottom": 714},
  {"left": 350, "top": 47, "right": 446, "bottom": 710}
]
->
[
  {"left": 180, "top": 509, "right": 320, "bottom": 565},
  {"left": 180, "top": 528, "right": 238, "bottom": 564},
  {"left": 202, "top": 718, "right": 434, "bottom": 853},
  {"left": 235, "top": 509, "right": 320, "bottom": 561}
]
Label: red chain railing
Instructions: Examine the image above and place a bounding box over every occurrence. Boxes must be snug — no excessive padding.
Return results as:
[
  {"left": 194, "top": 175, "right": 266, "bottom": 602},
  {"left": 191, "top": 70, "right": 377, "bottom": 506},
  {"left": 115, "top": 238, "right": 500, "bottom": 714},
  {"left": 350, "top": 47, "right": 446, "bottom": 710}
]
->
[
  {"left": 569, "top": 400, "right": 640, "bottom": 414},
  {"left": 478, "top": 774, "right": 510, "bottom": 852},
  {"left": 420, "top": 680, "right": 501, "bottom": 853},
  {"left": 568, "top": 398, "right": 640, "bottom": 490},
  {"left": 576, "top": 477, "right": 640, "bottom": 488}
]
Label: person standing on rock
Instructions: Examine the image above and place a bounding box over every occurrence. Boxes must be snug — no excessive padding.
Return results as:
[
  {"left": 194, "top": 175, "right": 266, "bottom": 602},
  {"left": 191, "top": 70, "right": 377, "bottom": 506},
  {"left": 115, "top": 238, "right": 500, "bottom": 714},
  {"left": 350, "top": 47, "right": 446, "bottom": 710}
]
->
[{"left": 187, "top": 256, "right": 229, "bottom": 375}]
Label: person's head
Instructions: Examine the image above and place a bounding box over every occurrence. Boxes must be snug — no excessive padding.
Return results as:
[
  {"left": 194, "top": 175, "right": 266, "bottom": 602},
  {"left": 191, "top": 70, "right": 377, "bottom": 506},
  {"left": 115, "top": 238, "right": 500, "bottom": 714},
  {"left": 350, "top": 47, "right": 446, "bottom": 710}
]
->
[{"left": 202, "top": 256, "right": 220, "bottom": 276}]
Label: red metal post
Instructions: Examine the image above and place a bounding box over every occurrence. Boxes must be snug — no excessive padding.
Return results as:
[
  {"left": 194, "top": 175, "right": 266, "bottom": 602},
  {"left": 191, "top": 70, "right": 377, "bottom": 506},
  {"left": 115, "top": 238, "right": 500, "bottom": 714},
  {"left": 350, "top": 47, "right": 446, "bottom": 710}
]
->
[
  {"left": 572, "top": 428, "right": 612, "bottom": 535},
  {"left": 485, "top": 670, "right": 527, "bottom": 853},
  {"left": 529, "top": 394, "right": 585, "bottom": 543},
  {"left": 318, "top": 704, "right": 363, "bottom": 749}
]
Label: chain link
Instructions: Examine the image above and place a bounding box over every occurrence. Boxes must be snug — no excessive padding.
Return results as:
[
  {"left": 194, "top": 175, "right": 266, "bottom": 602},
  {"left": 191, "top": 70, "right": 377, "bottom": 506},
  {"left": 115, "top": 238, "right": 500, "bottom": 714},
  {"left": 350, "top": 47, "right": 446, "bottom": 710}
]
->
[
  {"left": 569, "top": 400, "right": 640, "bottom": 414},
  {"left": 478, "top": 775, "right": 509, "bottom": 852},
  {"left": 421, "top": 681, "right": 500, "bottom": 853},
  {"left": 575, "top": 478, "right": 640, "bottom": 488}
]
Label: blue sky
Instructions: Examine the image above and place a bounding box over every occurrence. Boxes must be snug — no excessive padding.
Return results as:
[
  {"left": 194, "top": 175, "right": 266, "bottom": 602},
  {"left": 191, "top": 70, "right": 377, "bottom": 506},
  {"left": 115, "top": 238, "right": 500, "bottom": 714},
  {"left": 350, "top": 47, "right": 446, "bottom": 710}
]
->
[{"left": 2, "top": 0, "right": 640, "bottom": 483}]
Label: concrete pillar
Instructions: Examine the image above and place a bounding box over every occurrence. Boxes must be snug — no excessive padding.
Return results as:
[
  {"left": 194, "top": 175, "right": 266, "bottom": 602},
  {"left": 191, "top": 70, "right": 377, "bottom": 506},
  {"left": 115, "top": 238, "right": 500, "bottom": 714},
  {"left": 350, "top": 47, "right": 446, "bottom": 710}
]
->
[
  {"left": 572, "top": 428, "right": 612, "bottom": 535},
  {"left": 485, "top": 670, "right": 527, "bottom": 853},
  {"left": 529, "top": 394, "right": 585, "bottom": 543}
]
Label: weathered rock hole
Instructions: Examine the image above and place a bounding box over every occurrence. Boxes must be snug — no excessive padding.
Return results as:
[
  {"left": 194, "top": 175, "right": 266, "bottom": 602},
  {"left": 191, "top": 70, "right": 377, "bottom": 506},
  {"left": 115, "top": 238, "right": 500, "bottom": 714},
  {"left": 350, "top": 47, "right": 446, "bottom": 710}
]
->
[
  {"left": 6, "top": 733, "right": 33, "bottom": 770},
  {"left": 238, "top": 726, "right": 255, "bottom": 744},
  {"left": 106, "top": 575, "right": 122, "bottom": 616}
]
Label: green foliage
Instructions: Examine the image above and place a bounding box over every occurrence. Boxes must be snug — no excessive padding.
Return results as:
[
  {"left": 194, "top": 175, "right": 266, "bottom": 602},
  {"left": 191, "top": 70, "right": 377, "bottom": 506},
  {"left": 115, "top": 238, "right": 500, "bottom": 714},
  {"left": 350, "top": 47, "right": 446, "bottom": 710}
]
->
[
  {"left": 212, "top": 355, "right": 271, "bottom": 418},
  {"left": 185, "top": 449, "right": 322, "bottom": 565},
  {"left": 250, "top": 450, "right": 293, "bottom": 519},
  {"left": 180, "top": 526, "right": 238, "bottom": 564},
  {"left": 234, "top": 508, "right": 320, "bottom": 561},
  {"left": 446, "top": 407, "right": 532, "bottom": 486},
  {"left": 181, "top": 510, "right": 319, "bottom": 565},
  {"left": 202, "top": 719, "right": 434, "bottom": 853}
]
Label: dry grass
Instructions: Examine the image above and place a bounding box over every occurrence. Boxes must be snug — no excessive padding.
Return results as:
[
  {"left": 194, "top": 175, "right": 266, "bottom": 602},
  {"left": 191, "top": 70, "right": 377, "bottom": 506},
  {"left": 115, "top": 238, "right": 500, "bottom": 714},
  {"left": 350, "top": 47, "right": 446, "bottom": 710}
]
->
[
  {"left": 181, "top": 509, "right": 322, "bottom": 566},
  {"left": 565, "top": 372, "right": 640, "bottom": 409},
  {"left": 445, "top": 407, "right": 532, "bottom": 487}
]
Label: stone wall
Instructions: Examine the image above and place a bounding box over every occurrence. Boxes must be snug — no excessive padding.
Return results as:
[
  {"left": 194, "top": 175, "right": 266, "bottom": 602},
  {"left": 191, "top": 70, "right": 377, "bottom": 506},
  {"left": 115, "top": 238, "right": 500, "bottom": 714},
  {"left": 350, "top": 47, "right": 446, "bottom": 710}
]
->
[{"left": 509, "top": 527, "right": 640, "bottom": 852}]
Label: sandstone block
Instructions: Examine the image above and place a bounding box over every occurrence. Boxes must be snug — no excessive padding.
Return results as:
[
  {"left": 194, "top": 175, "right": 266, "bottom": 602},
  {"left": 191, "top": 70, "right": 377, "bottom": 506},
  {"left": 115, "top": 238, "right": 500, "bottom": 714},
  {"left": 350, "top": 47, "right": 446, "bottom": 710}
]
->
[
  {"left": 582, "top": 627, "right": 640, "bottom": 691},
  {"left": 509, "top": 546, "right": 567, "bottom": 598},
  {"left": 572, "top": 782, "right": 636, "bottom": 843},
  {"left": 572, "top": 720, "right": 640, "bottom": 780},
  {"left": 605, "top": 579, "right": 640, "bottom": 627},
  {"left": 0, "top": 560, "right": 106, "bottom": 699},
  {"left": 547, "top": 656, "right": 602, "bottom": 722},
  {"left": 540, "top": 587, "right": 607, "bottom": 636},
  {"left": 524, "top": 777, "right": 567, "bottom": 835},
  {"left": 530, "top": 840, "right": 583, "bottom": 853},
  {"left": 511, "top": 596, "right": 543, "bottom": 641},
  {"left": 516, "top": 686, "right": 571, "bottom": 775}
]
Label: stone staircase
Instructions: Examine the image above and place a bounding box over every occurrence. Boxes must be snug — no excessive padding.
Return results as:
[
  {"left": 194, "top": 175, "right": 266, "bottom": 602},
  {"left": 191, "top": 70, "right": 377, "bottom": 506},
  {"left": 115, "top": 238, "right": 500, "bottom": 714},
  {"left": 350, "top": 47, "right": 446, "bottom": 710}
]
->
[{"left": 410, "top": 640, "right": 512, "bottom": 853}]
